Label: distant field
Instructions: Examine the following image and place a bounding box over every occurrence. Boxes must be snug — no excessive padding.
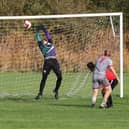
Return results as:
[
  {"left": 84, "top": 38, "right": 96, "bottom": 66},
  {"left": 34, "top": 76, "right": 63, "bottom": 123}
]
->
[{"left": 0, "top": 72, "right": 129, "bottom": 129}]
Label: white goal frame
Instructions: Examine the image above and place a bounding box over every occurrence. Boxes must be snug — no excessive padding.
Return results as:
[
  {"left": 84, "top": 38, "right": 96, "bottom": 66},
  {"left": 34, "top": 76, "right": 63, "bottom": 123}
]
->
[{"left": 0, "top": 12, "right": 123, "bottom": 98}]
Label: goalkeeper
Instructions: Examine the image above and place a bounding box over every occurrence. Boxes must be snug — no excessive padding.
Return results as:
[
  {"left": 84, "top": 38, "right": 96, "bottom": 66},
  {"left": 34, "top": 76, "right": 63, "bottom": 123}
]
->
[{"left": 35, "top": 25, "right": 62, "bottom": 100}]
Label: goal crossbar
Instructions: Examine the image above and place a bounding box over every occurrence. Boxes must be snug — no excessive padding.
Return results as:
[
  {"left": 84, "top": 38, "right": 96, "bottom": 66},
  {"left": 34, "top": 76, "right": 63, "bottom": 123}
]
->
[{"left": 0, "top": 12, "right": 123, "bottom": 20}]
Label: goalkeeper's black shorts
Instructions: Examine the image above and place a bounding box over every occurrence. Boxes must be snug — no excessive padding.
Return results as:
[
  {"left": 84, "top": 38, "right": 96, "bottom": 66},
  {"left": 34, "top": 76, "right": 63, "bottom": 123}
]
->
[{"left": 43, "top": 58, "right": 62, "bottom": 77}]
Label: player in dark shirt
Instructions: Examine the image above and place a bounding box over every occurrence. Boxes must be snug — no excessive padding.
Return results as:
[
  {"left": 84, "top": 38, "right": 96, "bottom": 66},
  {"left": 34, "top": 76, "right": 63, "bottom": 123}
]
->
[{"left": 35, "top": 25, "right": 62, "bottom": 100}]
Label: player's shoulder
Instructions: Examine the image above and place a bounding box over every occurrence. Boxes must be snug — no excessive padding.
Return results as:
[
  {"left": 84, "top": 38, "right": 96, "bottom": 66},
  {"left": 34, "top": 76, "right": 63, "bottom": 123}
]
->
[
  {"left": 107, "top": 56, "right": 112, "bottom": 61},
  {"left": 97, "top": 55, "right": 106, "bottom": 62}
]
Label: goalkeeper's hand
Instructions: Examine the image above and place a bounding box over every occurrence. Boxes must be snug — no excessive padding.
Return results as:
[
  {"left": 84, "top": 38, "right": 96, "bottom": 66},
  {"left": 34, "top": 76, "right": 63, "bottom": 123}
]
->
[{"left": 36, "top": 25, "right": 46, "bottom": 31}]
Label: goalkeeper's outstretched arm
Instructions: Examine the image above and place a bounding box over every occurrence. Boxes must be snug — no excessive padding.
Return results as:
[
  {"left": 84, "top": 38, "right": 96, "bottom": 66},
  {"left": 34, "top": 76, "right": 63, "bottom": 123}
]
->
[
  {"left": 42, "top": 28, "right": 53, "bottom": 43},
  {"left": 35, "top": 29, "right": 48, "bottom": 55},
  {"left": 36, "top": 25, "right": 53, "bottom": 43},
  {"left": 35, "top": 25, "right": 56, "bottom": 57}
]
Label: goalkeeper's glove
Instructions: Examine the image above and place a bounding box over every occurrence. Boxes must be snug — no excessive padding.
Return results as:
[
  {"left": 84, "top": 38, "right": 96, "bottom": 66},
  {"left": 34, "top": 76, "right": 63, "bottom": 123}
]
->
[{"left": 36, "top": 25, "right": 46, "bottom": 31}]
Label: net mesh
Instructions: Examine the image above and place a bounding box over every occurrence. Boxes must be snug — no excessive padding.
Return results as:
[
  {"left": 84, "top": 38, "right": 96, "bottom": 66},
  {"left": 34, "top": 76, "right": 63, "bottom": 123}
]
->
[{"left": 0, "top": 16, "right": 120, "bottom": 97}]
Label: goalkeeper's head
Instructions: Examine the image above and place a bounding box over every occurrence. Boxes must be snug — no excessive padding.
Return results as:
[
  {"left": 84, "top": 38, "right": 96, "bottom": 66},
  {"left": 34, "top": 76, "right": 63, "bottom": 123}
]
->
[
  {"left": 87, "top": 62, "right": 95, "bottom": 72},
  {"left": 43, "top": 38, "right": 48, "bottom": 45}
]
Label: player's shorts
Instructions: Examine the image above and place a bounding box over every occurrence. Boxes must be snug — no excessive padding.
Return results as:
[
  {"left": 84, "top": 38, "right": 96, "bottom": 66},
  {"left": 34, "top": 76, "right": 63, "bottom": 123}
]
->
[{"left": 93, "top": 72, "right": 110, "bottom": 89}]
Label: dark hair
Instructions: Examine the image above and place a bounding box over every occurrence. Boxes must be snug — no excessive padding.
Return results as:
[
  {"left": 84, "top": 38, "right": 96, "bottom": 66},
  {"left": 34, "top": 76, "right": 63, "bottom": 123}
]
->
[
  {"left": 104, "top": 50, "right": 111, "bottom": 56},
  {"left": 43, "top": 38, "right": 48, "bottom": 41},
  {"left": 87, "top": 62, "right": 95, "bottom": 72}
]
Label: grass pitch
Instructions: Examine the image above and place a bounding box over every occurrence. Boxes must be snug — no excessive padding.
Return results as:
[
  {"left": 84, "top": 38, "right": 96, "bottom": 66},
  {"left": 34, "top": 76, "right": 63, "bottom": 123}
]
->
[{"left": 0, "top": 72, "right": 129, "bottom": 129}]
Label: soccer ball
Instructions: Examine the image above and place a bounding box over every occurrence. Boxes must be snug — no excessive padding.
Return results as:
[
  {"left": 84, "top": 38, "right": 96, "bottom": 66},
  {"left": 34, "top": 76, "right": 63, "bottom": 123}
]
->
[{"left": 24, "top": 20, "right": 31, "bottom": 29}]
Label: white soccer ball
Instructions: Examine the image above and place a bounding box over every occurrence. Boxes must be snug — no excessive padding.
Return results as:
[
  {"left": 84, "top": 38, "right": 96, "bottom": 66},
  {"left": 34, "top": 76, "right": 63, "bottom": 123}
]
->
[{"left": 24, "top": 20, "right": 31, "bottom": 29}]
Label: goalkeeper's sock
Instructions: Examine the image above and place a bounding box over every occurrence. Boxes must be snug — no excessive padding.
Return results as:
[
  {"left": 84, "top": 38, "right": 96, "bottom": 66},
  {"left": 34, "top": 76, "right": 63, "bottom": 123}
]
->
[{"left": 53, "top": 90, "right": 58, "bottom": 100}]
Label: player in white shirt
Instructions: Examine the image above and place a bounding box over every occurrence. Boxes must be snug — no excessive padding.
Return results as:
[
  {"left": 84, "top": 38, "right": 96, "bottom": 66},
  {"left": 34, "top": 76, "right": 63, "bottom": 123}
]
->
[{"left": 91, "top": 50, "right": 119, "bottom": 108}]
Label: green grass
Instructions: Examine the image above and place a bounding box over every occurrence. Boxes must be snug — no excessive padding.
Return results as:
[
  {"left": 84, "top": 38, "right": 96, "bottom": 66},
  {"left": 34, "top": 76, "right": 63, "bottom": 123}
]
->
[{"left": 0, "top": 72, "right": 129, "bottom": 129}]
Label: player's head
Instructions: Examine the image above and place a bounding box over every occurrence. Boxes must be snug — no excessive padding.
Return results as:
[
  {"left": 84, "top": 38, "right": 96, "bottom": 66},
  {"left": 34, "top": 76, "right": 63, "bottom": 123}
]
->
[
  {"left": 104, "top": 50, "right": 111, "bottom": 57},
  {"left": 87, "top": 62, "right": 95, "bottom": 72},
  {"left": 43, "top": 38, "right": 48, "bottom": 45}
]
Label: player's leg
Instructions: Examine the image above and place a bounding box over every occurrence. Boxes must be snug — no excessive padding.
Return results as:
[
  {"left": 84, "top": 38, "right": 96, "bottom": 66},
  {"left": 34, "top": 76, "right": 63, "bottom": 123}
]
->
[
  {"left": 107, "top": 95, "right": 112, "bottom": 107},
  {"left": 101, "top": 88, "right": 112, "bottom": 107},
  {"left": 52, "top": 59, "right": 62, "bottom": 99},
  {"left": 111, "top": 79, "right": 118, "bottom": 90},
  {"left": 101, "top": 79, "right": 118, "bottom": 107},
  {"left": 35, "top": 60, "right": 51, "bottom": 100},
  {"left": 102, "top": 88, "right": 113, "bottom": 107},
  {"left": 91, "top": 88, "right": 98, "bottom": 108},
  {"left": 107, "top": 79, "right": 118, "bottom": 107},
  {"left": 91, "top": 76, "right": 100, "bottom": 108},
  {"left": 100, "top": 86, "right": 112, "bottom": 108},
  {"left": 101, "top": 89, "right": 105, "bottom": 97},
  {"left": 99, "top": 76, "right": 112, "bottom": 108}
]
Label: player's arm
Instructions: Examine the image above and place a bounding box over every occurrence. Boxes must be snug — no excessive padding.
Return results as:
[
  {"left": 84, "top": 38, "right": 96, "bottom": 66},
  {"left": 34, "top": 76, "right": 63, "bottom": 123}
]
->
[
  {"left": 42, "top": 27, "right": 53, "bottom": 43},
  {"left": 36, "top": 25, "right": 53, "bottom": 43},
  {"left": 35, "top": 30, "right": 47, "bottom": 54},
  {"left": 36, "top": 31, "right": 41, "bottom": 42},
  {"left": 36, "top": 32, "right": 43, "bottom": 46},
  {"left": 36, "top": 26, "right": 46, "bottom": 47}
]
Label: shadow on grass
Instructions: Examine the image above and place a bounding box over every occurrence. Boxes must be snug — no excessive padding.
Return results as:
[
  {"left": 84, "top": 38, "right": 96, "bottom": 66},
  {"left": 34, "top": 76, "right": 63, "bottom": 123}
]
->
[
  {"left": 0, "top": 95, "right": 36, "bottom": 103},
  {"left": 0, "top": 95, "right": 58, "bottom": 103},
  {"left": 48, "top": 102, "right": 90, "bottom": 108}
]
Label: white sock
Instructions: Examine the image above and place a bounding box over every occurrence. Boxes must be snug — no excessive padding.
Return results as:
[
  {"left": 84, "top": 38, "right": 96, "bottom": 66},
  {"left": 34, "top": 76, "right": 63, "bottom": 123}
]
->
[
  {"left": 92, "top": 96, "right": 97, "bottom": 105},
  {"left": 100, "top": 100, "right": 107, "bottom": 107}
]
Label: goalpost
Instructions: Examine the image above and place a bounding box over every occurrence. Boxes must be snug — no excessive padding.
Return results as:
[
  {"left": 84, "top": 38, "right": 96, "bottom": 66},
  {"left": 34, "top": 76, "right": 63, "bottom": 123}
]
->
[{"left": 0, "top": 12, "right": 123, "bottom": 98}]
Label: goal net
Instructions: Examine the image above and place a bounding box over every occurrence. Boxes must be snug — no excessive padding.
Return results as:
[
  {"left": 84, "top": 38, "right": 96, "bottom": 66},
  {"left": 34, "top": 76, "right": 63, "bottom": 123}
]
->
[{"left": 0, "top": 13, "right": 123, "bottom": 98}]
